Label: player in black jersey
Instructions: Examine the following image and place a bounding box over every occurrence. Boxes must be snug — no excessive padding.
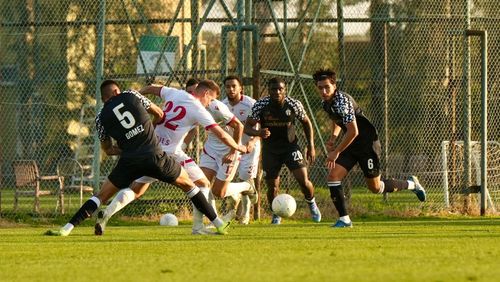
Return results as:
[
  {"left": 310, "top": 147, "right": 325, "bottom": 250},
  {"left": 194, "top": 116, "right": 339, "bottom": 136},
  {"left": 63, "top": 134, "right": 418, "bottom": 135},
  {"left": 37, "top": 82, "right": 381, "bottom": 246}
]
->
[
  {"left": 244, "top": 77, "right": 321, "bottom": 224},
  {"left": 313, "top": 69, "right": 426, "bottom": 228},
  {"left": 46, "top": 80, "right": 233, "bottom": 236}
]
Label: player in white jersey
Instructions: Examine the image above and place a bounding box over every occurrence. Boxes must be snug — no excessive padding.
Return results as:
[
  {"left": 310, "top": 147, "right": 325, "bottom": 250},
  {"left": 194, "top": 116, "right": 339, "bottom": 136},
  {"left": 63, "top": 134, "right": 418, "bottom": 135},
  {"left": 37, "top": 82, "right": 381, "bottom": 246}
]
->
[
  {"left": 221, "top": 75, "right": 261, "bottom": 224},
  {"left": 94, "top": 79, "right": 248, "bottom": 235},
  {"left": 199, "top": 96, "right": 256, "bottom": 222}
]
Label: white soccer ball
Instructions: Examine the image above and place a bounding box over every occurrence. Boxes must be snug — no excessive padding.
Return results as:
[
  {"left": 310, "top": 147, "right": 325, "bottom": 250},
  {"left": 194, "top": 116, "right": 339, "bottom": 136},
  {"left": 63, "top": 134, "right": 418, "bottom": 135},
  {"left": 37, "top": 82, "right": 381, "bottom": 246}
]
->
[
  {"left": 272, "top": 194, "right": 297, "bottom": 218},
  {"left": 159, "top": 213, "right": 178, "bottom": 226}
]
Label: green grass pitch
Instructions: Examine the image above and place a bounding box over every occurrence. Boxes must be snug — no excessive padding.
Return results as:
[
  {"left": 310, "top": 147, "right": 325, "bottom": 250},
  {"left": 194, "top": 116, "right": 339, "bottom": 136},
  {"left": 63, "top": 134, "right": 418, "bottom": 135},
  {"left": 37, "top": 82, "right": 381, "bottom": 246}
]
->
[{"left": 0, "top": 218, "right": 499, "bottom": 282}]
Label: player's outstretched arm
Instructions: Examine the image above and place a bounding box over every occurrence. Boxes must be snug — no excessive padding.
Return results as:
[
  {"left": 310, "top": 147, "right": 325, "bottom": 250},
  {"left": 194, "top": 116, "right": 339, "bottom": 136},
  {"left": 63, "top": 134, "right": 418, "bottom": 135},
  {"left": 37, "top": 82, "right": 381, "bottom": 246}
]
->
[
  {"left": 138, "top": 85, "right": 162, "bottom": 97},
  {"left": 147, "top": 102, "right": 165, "bottom": 125},
  {"left": 210, "top": 125, "right": 247, "bottom": 154}
]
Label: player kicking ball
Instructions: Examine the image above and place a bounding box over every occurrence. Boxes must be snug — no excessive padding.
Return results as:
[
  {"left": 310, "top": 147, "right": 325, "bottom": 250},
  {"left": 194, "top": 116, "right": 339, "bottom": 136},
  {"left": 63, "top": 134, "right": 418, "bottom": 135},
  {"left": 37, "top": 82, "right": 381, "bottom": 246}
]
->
[{"left": 45, "top": 80, "right": 236, "bottom": 236}]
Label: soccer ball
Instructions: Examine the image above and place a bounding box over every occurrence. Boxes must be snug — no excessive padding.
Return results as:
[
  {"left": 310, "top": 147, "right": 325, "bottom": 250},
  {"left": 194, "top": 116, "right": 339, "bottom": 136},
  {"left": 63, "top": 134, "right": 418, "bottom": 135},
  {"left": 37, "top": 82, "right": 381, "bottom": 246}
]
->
[
  {"left": 159, "top": 213, "right": 178, "bottom": 226},
  {"left": 272, "top": 194, "right": 297, "bottom": 218}
]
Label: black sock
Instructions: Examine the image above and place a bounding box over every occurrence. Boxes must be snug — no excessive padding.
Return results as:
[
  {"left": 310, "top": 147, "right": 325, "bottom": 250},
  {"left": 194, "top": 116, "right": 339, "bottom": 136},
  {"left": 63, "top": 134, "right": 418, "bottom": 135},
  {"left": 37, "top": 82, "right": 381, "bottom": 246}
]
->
[
  {"left": 190, "top": 191, "right": 217, "bottom": 221},
  {"left": 383, "top": 178, "right": 408, "bottom": 192},
  {"left": 69, "top": 199, "right": 98, "bottom": 226},
  {"left": 328, "top": 182, "right": 348, "bottom": 217}
]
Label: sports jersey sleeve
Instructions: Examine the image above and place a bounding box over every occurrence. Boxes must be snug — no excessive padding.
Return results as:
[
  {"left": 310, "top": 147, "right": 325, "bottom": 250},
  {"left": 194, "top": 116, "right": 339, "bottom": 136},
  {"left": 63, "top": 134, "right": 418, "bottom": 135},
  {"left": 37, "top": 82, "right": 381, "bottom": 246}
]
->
[
  {"left": 334, "top": 93, "right": 355, "bottom": 125},
  {"left": 209, "top": 100, "right": 235, "bottom": 125},
  {"left": 194, "top": 104, "right": 218, "bottom": 130},
  {"left": 120, "top": 89, "right": 152, "bottom": 110},
  {"left": 159, "top": 86, "right": 186, "bottom": 101},
  {"left": 288, "top": 97, "right": 307, "bottom": 121},
  {"left": 248, "top": 98, "right": 266, "bottom": 121},
  {"left": 95, "top": 111, "right": 108, "bottom": 142}
]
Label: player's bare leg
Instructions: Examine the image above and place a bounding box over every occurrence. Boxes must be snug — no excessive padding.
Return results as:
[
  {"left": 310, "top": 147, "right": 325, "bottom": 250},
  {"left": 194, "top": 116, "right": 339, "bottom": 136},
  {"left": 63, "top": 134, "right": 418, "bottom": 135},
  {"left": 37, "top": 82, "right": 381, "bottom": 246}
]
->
[{"left": 366, "top": 175, "right": 426, "bottom": 202}]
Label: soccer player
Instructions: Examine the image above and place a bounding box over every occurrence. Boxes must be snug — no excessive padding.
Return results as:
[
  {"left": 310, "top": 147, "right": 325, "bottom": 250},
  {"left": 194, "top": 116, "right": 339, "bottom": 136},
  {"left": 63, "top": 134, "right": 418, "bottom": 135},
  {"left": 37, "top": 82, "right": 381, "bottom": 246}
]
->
[
  {"left": 45, "top": 80, "right": 236, "bottom": 236},
  {"left": 93, "top": 79, "right": 248, "bottom": 235},
  {"left": 312, "top": 69, "right": 426, "bottom": 228},
  {"left": 244, "top": 77, "right": 321, "bottom": 224},
  {"left": 197, "top": 79, "right": 258, "bottom": 224},
  {"left": 221, "top": 75, "right": 261, "bottom": 224}
]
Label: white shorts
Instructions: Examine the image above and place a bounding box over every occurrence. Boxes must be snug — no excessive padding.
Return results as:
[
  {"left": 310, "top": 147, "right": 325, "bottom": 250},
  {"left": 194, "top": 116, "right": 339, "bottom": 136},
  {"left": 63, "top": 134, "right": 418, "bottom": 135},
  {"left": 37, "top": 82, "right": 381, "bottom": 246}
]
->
[
  {"left": 237, "top": 141, "right": 261, "bottom": 180},
  {"left": 200, "top": 147, "right": 240, "bottom": 182},
  {"left": 135, "top": 150, "right": 205, "bottom": 184}
]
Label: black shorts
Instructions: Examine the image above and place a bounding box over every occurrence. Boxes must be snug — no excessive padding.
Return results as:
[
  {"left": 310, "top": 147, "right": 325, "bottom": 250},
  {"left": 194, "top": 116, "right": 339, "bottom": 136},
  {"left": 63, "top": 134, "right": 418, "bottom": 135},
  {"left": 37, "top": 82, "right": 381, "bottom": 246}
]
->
[
  {"left": 262, "top": 144, "right": 307, "bottom": 179},
  {"left": 336, "top": 140, "right": 381, "bottom": 178},
  {"left": 108, "top": 151, "right": 182, "bottom": 189}
]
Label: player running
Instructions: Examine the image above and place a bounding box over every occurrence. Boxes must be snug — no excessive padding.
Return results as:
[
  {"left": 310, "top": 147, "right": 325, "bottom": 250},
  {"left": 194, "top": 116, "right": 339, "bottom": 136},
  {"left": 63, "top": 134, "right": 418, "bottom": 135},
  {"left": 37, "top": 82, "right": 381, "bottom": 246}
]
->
[{"left": 312, "top": 69, "right": 426, "bottom": 228}]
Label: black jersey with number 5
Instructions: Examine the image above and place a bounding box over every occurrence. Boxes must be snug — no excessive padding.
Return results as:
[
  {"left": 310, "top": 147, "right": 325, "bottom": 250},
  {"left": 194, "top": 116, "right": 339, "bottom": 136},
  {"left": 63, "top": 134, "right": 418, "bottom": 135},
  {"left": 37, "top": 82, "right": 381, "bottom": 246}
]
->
[{"left": 95, "top": 90, "right": 161, "bottom": 157}]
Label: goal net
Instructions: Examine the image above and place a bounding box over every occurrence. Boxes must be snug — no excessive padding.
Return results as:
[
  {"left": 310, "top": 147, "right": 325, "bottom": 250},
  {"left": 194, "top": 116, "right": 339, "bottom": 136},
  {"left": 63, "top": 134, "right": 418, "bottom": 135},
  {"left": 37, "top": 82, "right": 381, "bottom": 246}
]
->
[{"left": 442, "top": 141, "right": 500, "bottom": 213}]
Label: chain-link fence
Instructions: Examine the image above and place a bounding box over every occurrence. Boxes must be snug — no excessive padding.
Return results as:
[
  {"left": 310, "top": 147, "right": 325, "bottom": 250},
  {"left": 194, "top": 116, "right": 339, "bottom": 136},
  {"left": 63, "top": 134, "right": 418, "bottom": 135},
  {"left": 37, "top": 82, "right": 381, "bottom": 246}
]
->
[{"left": 1, "top": 0, "right": 499, "bottom": 221}]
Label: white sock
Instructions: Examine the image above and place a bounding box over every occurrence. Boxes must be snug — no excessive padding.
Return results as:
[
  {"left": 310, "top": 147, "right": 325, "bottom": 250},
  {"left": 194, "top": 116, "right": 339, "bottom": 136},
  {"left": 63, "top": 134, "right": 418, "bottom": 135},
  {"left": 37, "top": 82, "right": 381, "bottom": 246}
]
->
[
  {"left": 61, "top": 223, "right": 74, "bottom": 232},
  {"left": 340, "top": 215, "right": 351, "bottom": 223},
  {"left": 199, "top": 187, "right": 210, "bottom": 199},
  {"left": 305, "top": 197, "right": 316, "bottom": 204},
  {"left": 207, "top": 190, "right": 218, "bottom": 216},
  {"left": 407, "top": 180, "right": 415, "bottom": 190},
  {"left": 90, "top": 196, "right": 101, "bottom": 207},
  {"left": 211, "top": 217, "right": 224, "bottom": 228},
  {"left": 224, "top": 181, "right": 251, "bottom": 199},
  {"left": 378, "top": 181, "right": 385, "bottom": 194},
  {"left": 192, "top": 187, "right": 210, "bottom": 230},
  {"left": 104, "top": 188, "right": 136, "bottom": 219}
]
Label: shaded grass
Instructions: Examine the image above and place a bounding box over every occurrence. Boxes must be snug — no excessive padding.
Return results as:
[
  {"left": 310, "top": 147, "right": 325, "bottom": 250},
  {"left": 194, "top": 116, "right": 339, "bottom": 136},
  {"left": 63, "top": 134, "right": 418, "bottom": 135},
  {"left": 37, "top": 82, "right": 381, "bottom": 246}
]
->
[{"left": 0, "top": 218, "right": 499, "bottom": 282}]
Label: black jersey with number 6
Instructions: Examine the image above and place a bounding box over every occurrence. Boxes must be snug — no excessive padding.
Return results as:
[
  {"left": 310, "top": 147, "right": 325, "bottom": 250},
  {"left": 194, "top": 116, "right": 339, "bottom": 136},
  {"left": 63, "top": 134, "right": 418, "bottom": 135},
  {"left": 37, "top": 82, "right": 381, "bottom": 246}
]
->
[
  {"left": 95, "top": 90, "right": 161, "bottom": 158},
  {"left": 321, "top": 90, "right": 378, "bottom": 148}
]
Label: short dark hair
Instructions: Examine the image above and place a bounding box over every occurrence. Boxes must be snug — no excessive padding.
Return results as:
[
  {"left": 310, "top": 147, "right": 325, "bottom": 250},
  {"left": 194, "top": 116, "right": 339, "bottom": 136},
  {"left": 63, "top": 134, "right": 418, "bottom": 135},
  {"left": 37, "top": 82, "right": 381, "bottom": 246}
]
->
[
  {"left": 268, "top": 77, "right": 286, "bottom": 87},
  {"left": 100, "top": 80, "right": 120, "bottom": 99},
  {"left": 223, "top": 75, "right": 243, "bottom": 86},
  {"left": 185, "top": 78, "right": 199, "bottom": 88},
  {"left": 312, "top": 69, "right": 336, "bottom": 84},
  {"left": 100, "top": 79, "right": 119, "bottom": 93},
  {"left": 196, "top": 79, "right": 220, "bottom": 97}
]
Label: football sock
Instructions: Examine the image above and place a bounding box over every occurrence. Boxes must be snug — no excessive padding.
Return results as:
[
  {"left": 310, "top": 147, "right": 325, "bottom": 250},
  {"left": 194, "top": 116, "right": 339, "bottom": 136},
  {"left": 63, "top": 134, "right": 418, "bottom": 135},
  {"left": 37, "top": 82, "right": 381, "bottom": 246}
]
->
[
  {"left": 305, "top": 197, "right": 316, "bottom": 203},
  {"left": 68, "top": 196, "right": 100, "bottom": 226},
  {"left": 211, "top": 217, "right": 224, "bottom": 228},
  {"left": 186, "top": 187, "right": 217, "bottom": 222},
  {"left": 328, "top": 181, "right": 348, "bottom": 217},
  {"left": 104, "top": 188, "right": 136, "bottom": 219},
  {"left": 207, "top": 190, "right": 218, "bottom": 216},
  {"left": 407, "top": 180, "right": 415, "bottom": 190},
  {"left": 340, "top": 215, "right": 351, "bottom": 223},
  {"left": 190, "top": 187, "right": 207, "bottom": 230},
  {"left": 377, "top": 181, "right": 385, "bottom": 194},
  {"left": 223, "top": 181, "right": 251, "bottom": 199},
  {"left": 61, "top": 223, "right": 74, "bottom": 233},
  {"left": 382, "top": 178, "right": 409, "bottom": 192}
]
